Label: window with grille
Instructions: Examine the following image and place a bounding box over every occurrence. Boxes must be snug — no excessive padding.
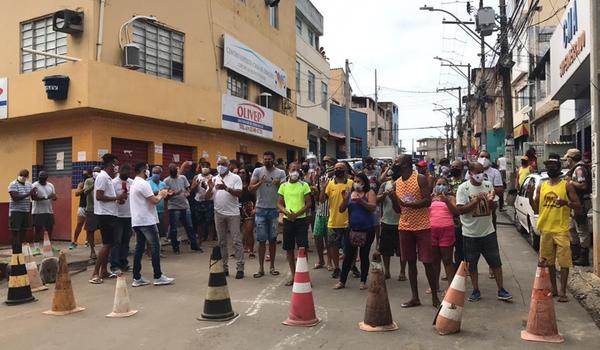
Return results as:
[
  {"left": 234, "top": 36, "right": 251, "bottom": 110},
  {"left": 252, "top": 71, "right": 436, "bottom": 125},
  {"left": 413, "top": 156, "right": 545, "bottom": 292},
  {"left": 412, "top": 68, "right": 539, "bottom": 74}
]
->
[
  {"left": 227, "top": 70, "right": 248, "bottom": 99},
  {"left": 132, "top": 20, "right": 184, "bottom": 81},
  {"left": 307, "top": 71, "right": 315, "bottom": 102},
  {"left": 21, "top": 16, "right": 68, "bottom": 73},
  {"left": 321, "top": 82, "right": 328, "bottom": 109},
  {"left": 296, "top": 16, "right": 302, "bottom": 35}
]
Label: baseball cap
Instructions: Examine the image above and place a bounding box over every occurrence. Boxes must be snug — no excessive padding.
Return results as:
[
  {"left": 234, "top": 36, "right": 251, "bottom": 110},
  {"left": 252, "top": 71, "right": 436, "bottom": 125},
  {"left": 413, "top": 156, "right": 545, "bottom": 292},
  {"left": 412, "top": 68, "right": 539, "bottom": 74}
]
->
[
  {"left": 416, "top": 160, "right": 427, "bottom": 168},
  {"left": 562, "top": 148, "right": 581, "bottom": 160}
]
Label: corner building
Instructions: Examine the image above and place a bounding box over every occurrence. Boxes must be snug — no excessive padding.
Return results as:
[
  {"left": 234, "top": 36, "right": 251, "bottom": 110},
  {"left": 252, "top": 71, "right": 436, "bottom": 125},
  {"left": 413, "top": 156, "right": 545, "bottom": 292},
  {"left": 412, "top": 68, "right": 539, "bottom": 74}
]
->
[{"left": 0, "top": 0, "right": 307, "bottom": 243}]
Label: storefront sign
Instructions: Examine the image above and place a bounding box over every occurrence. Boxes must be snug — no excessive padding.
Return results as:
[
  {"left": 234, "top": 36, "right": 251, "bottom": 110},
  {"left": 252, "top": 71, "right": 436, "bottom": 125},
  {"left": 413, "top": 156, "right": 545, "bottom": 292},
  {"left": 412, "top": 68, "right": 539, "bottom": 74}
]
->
[
  {"left": 223, "top": 34, "right": 287, "bottom": 97},
  {"left": 550, "top": 0, "right": 590, "bottom": 101},
  {"left": 222, "top": 94, "right": 273, "bottom": 140},
  {"left": 0, "top": 77, "right": 7, "bottom": 119}
]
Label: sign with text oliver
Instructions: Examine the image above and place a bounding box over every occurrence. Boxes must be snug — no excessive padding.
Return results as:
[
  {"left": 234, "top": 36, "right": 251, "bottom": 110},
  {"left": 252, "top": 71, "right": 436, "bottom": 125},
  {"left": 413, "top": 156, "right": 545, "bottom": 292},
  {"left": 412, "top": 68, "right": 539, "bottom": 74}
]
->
[{"left": 222, "top": 94, "right": 273, "bottom": 140}]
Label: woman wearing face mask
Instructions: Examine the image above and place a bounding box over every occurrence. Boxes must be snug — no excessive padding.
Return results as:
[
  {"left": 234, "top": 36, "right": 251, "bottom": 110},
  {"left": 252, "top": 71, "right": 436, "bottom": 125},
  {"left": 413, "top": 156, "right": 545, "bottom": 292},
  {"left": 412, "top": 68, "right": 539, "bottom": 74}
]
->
[
  {"left": 334, "top": 172, "right": 377, "bottom": 290},
  {"left": 428, "top": 177, "right": 458, "bottom": 294},
  {"left": 239, "top": 168, "right": 256, "bottom": 258}
]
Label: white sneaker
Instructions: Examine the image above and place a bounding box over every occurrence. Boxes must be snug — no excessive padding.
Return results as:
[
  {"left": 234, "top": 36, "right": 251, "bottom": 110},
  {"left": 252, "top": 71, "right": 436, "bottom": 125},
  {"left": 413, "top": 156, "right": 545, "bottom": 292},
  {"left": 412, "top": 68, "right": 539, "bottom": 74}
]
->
[
  {"left": 132, "top": 277, "right": 150, "bottom": 287},
  {"left": 153, "top": 275, "right": 175, "bottom": 286}
]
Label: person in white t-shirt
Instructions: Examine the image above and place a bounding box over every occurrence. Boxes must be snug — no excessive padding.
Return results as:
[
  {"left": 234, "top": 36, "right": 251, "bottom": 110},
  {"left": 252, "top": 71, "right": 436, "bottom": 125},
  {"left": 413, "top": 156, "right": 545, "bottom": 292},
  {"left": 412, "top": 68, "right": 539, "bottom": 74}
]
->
[
  {"left": 206, "top": 156, "right": 244, "bottom": 279},
  {"left": 110, "top": 163, "right": 134, "bottom": 275},
  {"left": 130, "top": 162, "right": 174, "bottom": 287},
  {"left": 31, "top": 171, "right": 57, "bottom": 252},
  {"left": 89, "top": 153, "right": 128, "bottom": 285}
]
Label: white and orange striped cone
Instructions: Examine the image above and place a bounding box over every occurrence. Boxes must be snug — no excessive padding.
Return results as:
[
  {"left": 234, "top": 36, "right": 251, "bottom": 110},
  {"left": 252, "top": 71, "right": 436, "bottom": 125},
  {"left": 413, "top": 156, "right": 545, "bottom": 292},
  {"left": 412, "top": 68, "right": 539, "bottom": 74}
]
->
[
  {"left": 106, "top": 275, "right": 138, "bottom": 318},
  {"left": 283, "top": 247, "right": 320, "bottom": 327},
  {"left": 23, "top": 244, "right": 47, "bottom": 292},
  {"left": 433, "top": 261, "right": 467, "bottom": 335},
  {"left": 42, "top": 232, "right": 53, "bottom": 258}
]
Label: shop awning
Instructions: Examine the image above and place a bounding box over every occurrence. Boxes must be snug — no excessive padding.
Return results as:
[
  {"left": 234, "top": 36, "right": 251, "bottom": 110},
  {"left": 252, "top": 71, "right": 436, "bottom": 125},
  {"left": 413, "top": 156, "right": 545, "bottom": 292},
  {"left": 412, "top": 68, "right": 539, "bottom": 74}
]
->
[
  {"left": 514, "top": 123, "right": 529, "bottom": 138},
  {"left": 328, "top": 132, "right": 362, "bottom": 141}
]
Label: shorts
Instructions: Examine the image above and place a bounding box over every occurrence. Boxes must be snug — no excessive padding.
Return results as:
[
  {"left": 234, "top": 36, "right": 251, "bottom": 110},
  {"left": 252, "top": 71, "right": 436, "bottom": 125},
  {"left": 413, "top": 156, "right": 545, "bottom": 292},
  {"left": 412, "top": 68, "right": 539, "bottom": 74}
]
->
[
  {"left": 431, "top": 225, "right": 456, "bottom": 247},
  {"left": 540, "top": 231, "right": 572, "bottom": 268},
  {"left": 463, "top": 232, "right": 502, "bottom": 272},
  {"left": 9, "top": 211, "right": 30, "bottom": 231},
  {"left": 255, "top": 207, "right": 279, "bottom": 242},
  {"left": 313, "top": 215, "right": 329, "bottom": 237},
  {"left": 327, "top": 227, "right": 347, "bottom": 248},
  {"left": 97, "top": 214, "right": 117, "bottom": 245},
  {"left": 379, "top": 223, "right": 400, "bottom": 257},
  {"left": 400, "top": 229, "right": 433, "bottom": 263},
  {"left": 85, "top": 212, "right": 99, "bottom": 232},
  {"left": 32, "top": 213, "right": 54, "bottom": 230},
  {"left": 372, "top": 207, "right": 381, "bottom": 226},
  {"left": 282, "top": 217, "right": 309, "bottom": 251},
  {"left": 77, "top": 207, "right": 86, "bottom": 218}
]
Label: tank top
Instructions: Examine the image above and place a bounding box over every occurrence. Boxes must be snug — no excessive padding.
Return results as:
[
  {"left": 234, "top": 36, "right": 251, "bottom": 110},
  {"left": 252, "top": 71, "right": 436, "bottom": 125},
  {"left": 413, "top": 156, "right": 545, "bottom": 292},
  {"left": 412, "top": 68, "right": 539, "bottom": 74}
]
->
[
  {"left": 518, "top": 166, "right": 531, "bottom": 186},
  {"left": 428, "top": 200, "right": 454, "bottom": 229},
  {"left": 348, "top": 193, "right": 374, "bottom": 231},
  {"left": 396, "top": 170, "right": 430, "bottom": 231},
  {"left": 537, "top": 179, "right": 570, "bottom": 234}
]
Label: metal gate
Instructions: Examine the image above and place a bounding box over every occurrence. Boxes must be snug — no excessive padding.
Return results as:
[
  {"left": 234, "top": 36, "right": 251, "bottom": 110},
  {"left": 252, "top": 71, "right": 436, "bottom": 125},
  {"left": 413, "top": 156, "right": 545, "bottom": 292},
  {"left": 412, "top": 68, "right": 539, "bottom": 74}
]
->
[
  {"left": 111, "top": 138, "right": 149, "bottom": 167},
  {"left": 43, "top": 138, "right": 72, "bottom": 176},
  {"left": 163, "top": 144, "right": 194, "bottom": 168},
  {"left": 42, "top": 138, "right": 72, "bottom": 240}
]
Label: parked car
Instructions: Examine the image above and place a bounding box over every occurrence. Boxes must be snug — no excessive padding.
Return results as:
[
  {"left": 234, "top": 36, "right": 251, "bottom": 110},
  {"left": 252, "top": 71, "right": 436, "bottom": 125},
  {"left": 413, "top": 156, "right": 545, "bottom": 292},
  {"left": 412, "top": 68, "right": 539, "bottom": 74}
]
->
[{"left": 514, "top": 173, "right": 544, "bottom": 251}]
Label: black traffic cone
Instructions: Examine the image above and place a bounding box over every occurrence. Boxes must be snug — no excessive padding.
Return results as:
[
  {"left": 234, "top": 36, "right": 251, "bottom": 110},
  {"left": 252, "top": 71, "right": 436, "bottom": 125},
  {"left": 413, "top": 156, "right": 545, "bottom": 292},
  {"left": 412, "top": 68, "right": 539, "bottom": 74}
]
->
[
  {"left": 5, "top": 251, "right": 36, "bottom": 305},
  {"left": 198, "top": 246, "right": 238, "bottom": 322},
  {"left": 358, "top": 252, "right": 398, "bottom": 332}
]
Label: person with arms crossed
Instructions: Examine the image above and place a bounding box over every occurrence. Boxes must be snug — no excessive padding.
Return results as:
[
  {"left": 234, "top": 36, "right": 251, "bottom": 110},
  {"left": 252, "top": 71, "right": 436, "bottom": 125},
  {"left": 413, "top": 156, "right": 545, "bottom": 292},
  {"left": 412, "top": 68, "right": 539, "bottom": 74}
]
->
[
  {"left": 7, "top": 169, "right": 33, "bottom": 254},
  {"left": 31, "top": 171, "right": 57, "bottom": 254}
]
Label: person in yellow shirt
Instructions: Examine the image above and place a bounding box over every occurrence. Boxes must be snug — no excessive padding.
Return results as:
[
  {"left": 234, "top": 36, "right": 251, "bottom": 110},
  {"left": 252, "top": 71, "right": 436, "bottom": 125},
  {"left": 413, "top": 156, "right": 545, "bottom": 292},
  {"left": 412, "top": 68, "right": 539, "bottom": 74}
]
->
[
  {"left": 319, "top": 162, "right": 353, "bottom": 279},
  {"left": 528, "top": 154, "right": 580, "bottom": 302},
  {"left": 516, "top": 156, "right": 532, "bottom": 189}
]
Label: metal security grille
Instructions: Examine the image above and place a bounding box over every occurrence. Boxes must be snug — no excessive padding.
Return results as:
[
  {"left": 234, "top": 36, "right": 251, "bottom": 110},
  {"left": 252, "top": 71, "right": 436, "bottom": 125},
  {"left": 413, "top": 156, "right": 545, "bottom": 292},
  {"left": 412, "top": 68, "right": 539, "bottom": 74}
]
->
[
  {"left": 227, "top": 71, "right": 248, "bottom": 99},
  {"left": 21, "top": 16, "right": 68, "bottom": 73},
  {"left": 132, "top": 20, "right": 184, "bottom": 81},
  {"left": 43, "top": 138, "right": 72, "bottom": 176},
  {"left": 111, "top": 138, "right": 149, "bottom": 167}
]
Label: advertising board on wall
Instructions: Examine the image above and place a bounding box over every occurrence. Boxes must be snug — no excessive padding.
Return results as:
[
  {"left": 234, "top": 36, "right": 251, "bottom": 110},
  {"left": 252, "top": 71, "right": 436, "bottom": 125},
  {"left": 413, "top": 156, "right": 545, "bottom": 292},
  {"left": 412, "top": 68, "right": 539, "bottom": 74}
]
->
[{"left": 221, "top": 94, "right": 273, "bottom": 140}]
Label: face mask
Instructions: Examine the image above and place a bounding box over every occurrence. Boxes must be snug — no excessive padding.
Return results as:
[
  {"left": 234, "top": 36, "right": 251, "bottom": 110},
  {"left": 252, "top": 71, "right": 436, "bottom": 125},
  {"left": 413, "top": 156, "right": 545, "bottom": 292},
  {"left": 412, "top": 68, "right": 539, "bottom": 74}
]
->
[
  {"left": 471, "top": 173, "right": 485, "bottom": 184},
  {"left": 387, "top": 170, "right": 393, "bottom": 176},
  {"left": 39, "top": 177, "right": 47, "bottom": 184},
  {"left": 477, "top": 157, "right": 491, "bottom": 168},
  {"left": 301, "top": 166, "right": 309, "bottom": 172},
  {"left": 201, "top": 168, "right": 210, "bottom": 175},
  {"left": 434, "top": 185, "right": 449, "bottom": 194},
  {"left": 353, "top": 183, "right": 364, "bottom": 191},
  {"left": 169, "top": 169, "right": 178, "bottom": 177},
  {"left": 450, "top": 168, "right": 461, "bottom": 178},
  {"left": 92, "top": 172, "right": 99, "bottom": 179},
  {"left": 120, "top": 173, "right": 129, "bottom": 180},
  {"left": 113, "top": 165, "right": 119, "bottom": 174},
  {"left": 334, "top": 170, "right": 345, "bottom": 178},
  {"left": 217, "top": 165, "right": 228, "bottom": 175},
  {"left": 289, "top": 171, "right": 300, "bottom": 181},
  {"left": 83, "top": 172, "right": 91, "bottom": 179},
  {"left": 151, "top": 173, "right": 160, "bottom": 181},
  {"left": 547, "top": 168, "right": 561, "bottom": 178}
]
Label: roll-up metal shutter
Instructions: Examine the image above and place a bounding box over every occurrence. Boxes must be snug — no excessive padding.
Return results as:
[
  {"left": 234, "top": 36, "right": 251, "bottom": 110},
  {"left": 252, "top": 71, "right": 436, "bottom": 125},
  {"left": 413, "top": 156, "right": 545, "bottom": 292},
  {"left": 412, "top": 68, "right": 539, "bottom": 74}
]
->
[
  {"left": 163, "top": 144, "right": 194, "bottom": 168},
  {"left": 43, "top": 138, "right": 72, "bottom": 176},
  {"left": 111, "top": 138, "right": 149, "bottom": 167}
]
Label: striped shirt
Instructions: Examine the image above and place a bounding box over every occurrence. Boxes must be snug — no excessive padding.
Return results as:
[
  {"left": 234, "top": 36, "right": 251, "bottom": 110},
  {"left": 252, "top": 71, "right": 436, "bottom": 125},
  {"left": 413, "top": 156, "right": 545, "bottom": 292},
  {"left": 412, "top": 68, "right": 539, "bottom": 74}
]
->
[
  {"left": 316, "top": 174, "right": 331, "bottom": 217},
  {"left": 8, "top": 180, "right": 32, "bottom": 213}
]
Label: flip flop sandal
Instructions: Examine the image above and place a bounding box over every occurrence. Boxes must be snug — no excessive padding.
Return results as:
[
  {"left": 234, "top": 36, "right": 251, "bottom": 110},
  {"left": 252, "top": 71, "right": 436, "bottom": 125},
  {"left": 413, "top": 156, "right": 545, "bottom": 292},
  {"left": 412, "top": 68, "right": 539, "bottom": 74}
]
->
[
  {"left": 400, "top": 300, "right": 422, "bottom": 308},
  {"left": 88, "top": 277, "right": 103, "bottom": 284},
  {"left": 359, "top": 283, "right": 368, "bottom": 290},
  {"left": 285, "top": 279, "right": 294, "bottom": 286},
  {"left": 398, "top": 274, "right": 407, "bottom": 281},
  {"left": 253, "top": 271, "right": 265, "bottom": 278},
  {"left": 558, "top": 295, "right": 569, "bottom": 303},
  {"left": 313, "top": 263, "right": 325, "bottom": 269},
  {"left": 326, "top": 265, "right": 334, "bottom": 271},
  {"left": 269, "top": 268, "right": 280, "bottom": 276},
  {"left": 249, "top": 253, "right": 256, "bottom": 259},
  {"left": 333, "top": 282, "right": 345, "bottom": 289}
]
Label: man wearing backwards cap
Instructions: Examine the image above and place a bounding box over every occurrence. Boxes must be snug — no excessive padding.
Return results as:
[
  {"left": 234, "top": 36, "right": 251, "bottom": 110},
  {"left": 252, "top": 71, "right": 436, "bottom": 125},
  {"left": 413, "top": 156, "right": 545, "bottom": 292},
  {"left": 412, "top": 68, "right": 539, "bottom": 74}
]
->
[{"left": 516, "top": 155, "right": 532, "bottom": 190}]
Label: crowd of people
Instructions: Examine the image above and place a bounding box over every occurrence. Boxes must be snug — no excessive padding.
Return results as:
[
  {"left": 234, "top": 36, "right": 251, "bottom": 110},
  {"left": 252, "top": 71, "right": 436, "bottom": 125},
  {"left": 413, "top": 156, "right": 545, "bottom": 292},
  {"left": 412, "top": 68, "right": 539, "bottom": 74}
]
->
[{"left": 6, "top": 147, "right": 592, "bottom": 305}]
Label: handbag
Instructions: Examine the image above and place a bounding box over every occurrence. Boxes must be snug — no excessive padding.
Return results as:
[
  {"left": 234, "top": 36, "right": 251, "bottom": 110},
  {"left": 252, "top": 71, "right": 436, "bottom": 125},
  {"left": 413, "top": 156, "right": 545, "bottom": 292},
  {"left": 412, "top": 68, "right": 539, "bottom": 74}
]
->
[{"left": 349, "top": 230, "right": 367, "bottom": 247}]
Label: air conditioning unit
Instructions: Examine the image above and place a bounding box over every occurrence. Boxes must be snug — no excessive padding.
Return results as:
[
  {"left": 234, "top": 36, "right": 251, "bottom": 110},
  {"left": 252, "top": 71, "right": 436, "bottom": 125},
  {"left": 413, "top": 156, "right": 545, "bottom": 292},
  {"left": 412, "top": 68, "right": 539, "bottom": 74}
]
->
[
  {"left": 265, "top": 0, "right": 280, "bottom": 7},
  {"left": 52, "top": 10, "right": 84, "bottom": 34},
  {"left": 122, "top": 44, "right": 141, "bottom": 70}
]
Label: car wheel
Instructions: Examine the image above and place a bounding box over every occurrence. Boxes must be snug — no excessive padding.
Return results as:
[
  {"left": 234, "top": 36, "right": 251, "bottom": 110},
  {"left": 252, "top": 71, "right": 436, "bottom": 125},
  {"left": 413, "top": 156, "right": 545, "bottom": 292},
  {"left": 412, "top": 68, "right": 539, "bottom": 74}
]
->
[
  {"left": 528, "top": 217, "right": 540, "bottom": 252},
  {"left": 515, "top": 211, "right": 525, "bottom": 234}
]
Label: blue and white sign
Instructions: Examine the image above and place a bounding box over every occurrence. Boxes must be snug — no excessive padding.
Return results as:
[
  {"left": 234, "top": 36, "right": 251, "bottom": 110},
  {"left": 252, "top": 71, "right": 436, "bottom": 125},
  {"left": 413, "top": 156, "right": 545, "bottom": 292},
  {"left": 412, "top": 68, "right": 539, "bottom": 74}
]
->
[
  {"left": 222, "top": 94, "right": 273, "bottom": 140},
  {"left": 223, "top": 34, "right": 287, "bottom": 97},
  {"left": 0, "top": 77, "right": 7, "bottom": 119}
]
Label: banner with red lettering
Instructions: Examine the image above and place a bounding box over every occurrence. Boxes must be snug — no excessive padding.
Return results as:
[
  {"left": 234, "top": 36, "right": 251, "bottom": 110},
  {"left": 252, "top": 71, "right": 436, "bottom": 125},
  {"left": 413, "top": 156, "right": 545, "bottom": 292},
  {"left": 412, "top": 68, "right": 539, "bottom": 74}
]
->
[{"left": 221, "top": 94, "right": 273, "bottom": 140}]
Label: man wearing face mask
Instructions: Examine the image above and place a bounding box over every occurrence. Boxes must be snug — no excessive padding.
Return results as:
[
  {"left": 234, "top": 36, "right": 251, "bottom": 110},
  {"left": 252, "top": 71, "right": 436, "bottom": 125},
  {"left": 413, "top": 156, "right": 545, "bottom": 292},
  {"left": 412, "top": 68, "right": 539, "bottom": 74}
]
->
[
  {"left": 31, "top": 170, "right": 57, "bottom": 254},
  {"left": 82, "top": 167, "right": 100, "bottom": 260},
  {"left": 109, "top": 163, "right": 133, "bottom": 275},
  {"left": 469, "top": 151, "right": 504, "bottom": 221},
  {"left": 456, "top": 162, "right": 512, "bottom": 302},
  {"left": 8, "top": 169, "right": 34, "bottom": 253},
  {"left": 207, "top": 156, "right": 244, "bottom": 278},
  {"left": 148, "top": 166, "right": 168, "bottom": 238},
  {"left": 249, "top": 151, "right": 286, "bottom": 278},
  {"left": 528, "top": 154, "right": 580, "bottom": 302},
  {"left": 164, "top": 163, "right": 201, "bottom": 254},
  {"left": 377, "top": 164, "right": 405, "bottom": 281},
  {"left": 448, "top": 160, "right": 465, "bottom": 266},
  {"left": 192, "top": 161, "right": 216, "bottom": 243},
  {"left": 277, "top": 162, "right": 312, "bottom": 285}
]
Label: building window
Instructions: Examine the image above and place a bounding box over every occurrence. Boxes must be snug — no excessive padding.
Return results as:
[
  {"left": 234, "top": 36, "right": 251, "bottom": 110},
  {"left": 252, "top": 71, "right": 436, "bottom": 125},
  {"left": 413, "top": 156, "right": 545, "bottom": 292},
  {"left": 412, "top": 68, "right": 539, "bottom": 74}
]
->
[
  {"left": 295, "top": 16, "right": 302, "bottom": 35},
  {"left": 321, "top": 82, "right": 328, "bottom": 109},
  {"left": 132, "top": 20, "right": 184, "bottom": 81},
  {"left": 227, "top": 70, "right": 248, "bottom": 99},
  {"left": 295, "top": 61, "right": 301, "bottom": 96},
  {"left": 307, "top": 71, "right": 315, "bottom": 102},
  {"left": 307, "top": 29, "right": 315, "bottom": 47},
  {"left": 21, "top": 16, "right": 68, "bottom": 73},
  {"left": 269, "top": 6, "right": 279, "bottom": 29},
  {"left": 516, "top": 87, "right": 529, "bottom": 111}
]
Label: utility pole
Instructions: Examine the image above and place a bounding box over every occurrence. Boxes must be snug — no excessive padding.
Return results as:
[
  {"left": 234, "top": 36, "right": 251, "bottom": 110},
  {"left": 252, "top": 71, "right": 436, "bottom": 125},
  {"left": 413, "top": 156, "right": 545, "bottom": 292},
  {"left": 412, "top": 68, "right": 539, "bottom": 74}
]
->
[
  {"left": 589, "top": 0, "right": 600, "bottom": 275},
  {"left": 467, "top": 63, "right": 472, "bottom": 156},
  {"left": 437, "top": 87, "right": 462, "bottom": 158},
  {"left": 374, "top": 69, "right": 379, "bottom": 148},
  {"left": 499, "top": 0, "right": 515, "bottom": 191},
  {"left": 479, "top": 11, "right": 487, "bottom": 151},
  {"left": 345, "top": 59, "right": 351, "bottom": 158}
]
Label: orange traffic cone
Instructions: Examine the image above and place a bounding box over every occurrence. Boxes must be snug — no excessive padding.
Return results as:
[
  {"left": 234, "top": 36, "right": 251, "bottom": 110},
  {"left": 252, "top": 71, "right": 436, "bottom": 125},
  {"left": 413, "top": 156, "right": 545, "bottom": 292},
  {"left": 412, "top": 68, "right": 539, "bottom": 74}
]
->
[
  {"left": 359, "top": 253, "right": 398, "bottom": 332},
  {"left": 433, "top": 261, "right": 467, "bottom": 335},
  {"left": 521, "top": 259, "right": 564, "bottom": 343},
  {"left": 23, "top": 244, "right": 47, "bottom": 292},
  {"left": 106, "top": 275, "right": 138, "bottom": 318},
  {"left": 43, "top": 252, "right": 85, "bottom": 316},
  {"left": 42, "top": 232, "right": 53, "bottom": 258},
  {"left": 283, "top": 247, "right": 320, "bottom": 327}
]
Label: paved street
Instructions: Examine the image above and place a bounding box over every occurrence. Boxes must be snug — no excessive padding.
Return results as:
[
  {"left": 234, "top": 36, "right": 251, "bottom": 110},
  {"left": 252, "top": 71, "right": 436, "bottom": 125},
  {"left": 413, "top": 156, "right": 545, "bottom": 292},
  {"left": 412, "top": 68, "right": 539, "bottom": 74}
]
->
[{"left": 1, "top": 212, "right": 599, "bottom": 350}]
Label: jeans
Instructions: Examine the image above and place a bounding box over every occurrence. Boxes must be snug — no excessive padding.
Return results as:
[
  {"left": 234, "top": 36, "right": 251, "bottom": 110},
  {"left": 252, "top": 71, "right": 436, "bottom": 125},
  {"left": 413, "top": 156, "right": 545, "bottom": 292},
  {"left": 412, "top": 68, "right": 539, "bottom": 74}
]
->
[
  {"left": 157, "top": 211, "right": 167, "bottom": 237},
  {"left": 215, "top": 212, "right": 244, "bottom": 272},
  {"left": 132, "top": 225, "right": 163, "bottom": 280},
  {"left": 168, "top": 209, "right": 198, "bottom": 249},
  {"left": 340, "top": 228, "right": 375, "bottom": 283},
  {"left": 196, "top": 200, "right": 215, "bottom": 240},
  {"left": 255, "top": 207, "right": 279, "bottom": 242},
  {"left": 110, "top": 217, "right": 132, "bottom": 271}
]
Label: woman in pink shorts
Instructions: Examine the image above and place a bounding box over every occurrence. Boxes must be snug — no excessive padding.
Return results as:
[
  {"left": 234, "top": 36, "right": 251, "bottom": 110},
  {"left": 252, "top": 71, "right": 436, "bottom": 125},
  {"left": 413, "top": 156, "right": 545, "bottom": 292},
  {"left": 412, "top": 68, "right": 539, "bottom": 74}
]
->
[{"left": 429, "top": 177, "right": 458, "bottom": 292}]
